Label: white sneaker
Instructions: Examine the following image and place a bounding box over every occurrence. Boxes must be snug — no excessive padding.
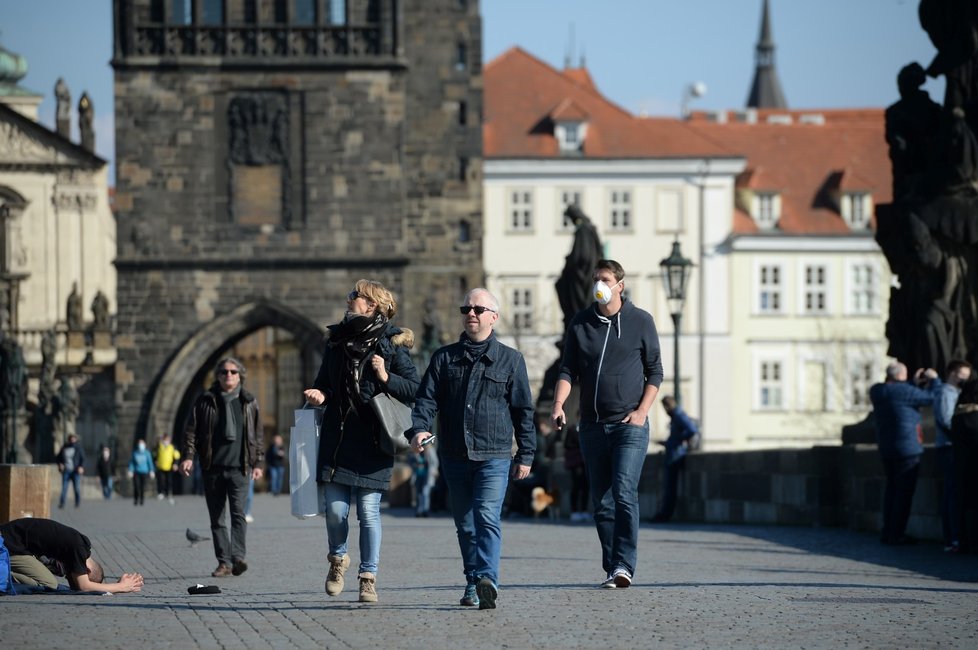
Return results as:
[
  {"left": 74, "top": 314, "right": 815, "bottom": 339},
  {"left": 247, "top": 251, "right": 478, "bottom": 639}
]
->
[
  {"left": 245, "top": 514, "right": 254, "bottom": 523},
  {"left": 168, "top": 497, "right": 176, "bottom": 505},
  {"left": 612, "top": 567, "right": 632, "bottom": 588},
  {"left": 157, "top": 494, "right": 165, "bottom": 501},
  {"left": 600, "top": 575, "right": 617, "bottom": 589}
]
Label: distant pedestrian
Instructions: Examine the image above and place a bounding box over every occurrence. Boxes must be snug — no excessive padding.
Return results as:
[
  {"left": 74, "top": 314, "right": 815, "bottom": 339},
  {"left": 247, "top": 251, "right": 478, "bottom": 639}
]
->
[
  {"left": 411, "top": 288, "right": 536, "bottom": 610},
  {"left": 551, "top": 259, "right": 663, "bottom": 589},
  {"left": 869, "top": 362, "right": 941, "bottom": 545},
  {"left": 96, "top": 444, "right": 114, "bottom": 500},
  {"left": 180, "top": 357, "right": 264, "bottom": 579},
  {"left": 56, "top": 434, "right": 85, "bottom": 509},
  {"left": 266, "top": 434, "right": 286, "bottom": 496},
  {"left": 128, "top": 439, "right": 154, "bottom": 506},
  {"left": 933, "top": 360, "right": 972, "bottom": 552},
  {"left": 651, "top": 395, "right": 699, "bottom": 523},
  {"left": 303, "top": 279, "right": 419, "bottom": 604},
  {"left": 153, "top": 433, "right": 180, "bottom": 504},
  {"left": 409, "top": 444, "right": 438, "bottom": 517}
]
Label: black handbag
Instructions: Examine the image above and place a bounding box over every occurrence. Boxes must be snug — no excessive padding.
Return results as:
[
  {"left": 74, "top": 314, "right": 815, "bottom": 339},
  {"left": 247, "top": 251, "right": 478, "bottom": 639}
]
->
[{"left": 369, "top": 390, "right": 413, "bottom": 456}]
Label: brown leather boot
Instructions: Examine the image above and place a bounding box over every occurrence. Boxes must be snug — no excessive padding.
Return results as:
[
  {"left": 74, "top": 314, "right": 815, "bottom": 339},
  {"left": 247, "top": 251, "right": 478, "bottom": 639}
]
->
[
  {"left": 324, "top": 554, "right": 350, "bottom": 596},
  {"left": 211, "top": 563, "right": 232, "bottom": 578}
]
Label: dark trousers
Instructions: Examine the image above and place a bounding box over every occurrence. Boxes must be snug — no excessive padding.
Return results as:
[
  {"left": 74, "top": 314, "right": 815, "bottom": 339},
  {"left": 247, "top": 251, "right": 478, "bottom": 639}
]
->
[
  {"left": 568, "top": 466, "right": 588, "bottom": 513},
  {"left": 656, "top": 457, "right": 685, "bottom": 521},
  {"left": 881, "top": 454, "right": 921, "bottom": 543},
  {"left": 203, "top": 467, "right": 249, "bottom": 565},
  {"left": 953, "top": 438, "right": 978, "bottom": 553},
  {"left": 133, "top": 472, "right": 148, "bottom": 505},
  {"left": 156, "top": 470, "right": 173, "bottom": 498},
  {"left": 937, "top": 447, "right": 959, "bottom": 546}
]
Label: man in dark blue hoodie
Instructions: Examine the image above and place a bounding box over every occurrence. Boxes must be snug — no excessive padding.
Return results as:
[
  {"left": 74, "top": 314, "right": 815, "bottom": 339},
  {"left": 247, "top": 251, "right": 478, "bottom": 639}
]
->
[
  {"left": 869, "top": 361, "right": 941, "bottom": 545},
  {"left": 551, "top": 259, "right": 663, "bottom": 589}
]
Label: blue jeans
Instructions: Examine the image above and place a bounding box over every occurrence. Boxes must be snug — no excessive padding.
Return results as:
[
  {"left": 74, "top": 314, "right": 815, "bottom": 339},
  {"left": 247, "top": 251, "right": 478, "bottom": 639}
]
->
[
  {"left": 268, "top": 466, "right": 285, "bottom": 495},
  {"left": 100, "top": 476, "right": 114, "bottom": 499},
  {"left": 59, "top": 471, "right": 81, "bottom": 507},
  {"left": 245, "top": 477, "right": 254, "bottom": 515},
  {"left": 441, "top": 456, "right": 511, "bottom": 586},
  {"left": 323, "top": 482, "right": 383, "bottom": 575},
  {"left": 579, "top": 420, "right": 650, "bottom": 576}
]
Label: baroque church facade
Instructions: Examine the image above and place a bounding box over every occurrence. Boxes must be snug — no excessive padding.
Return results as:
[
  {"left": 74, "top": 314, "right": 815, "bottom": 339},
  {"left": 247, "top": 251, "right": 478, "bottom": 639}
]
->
[{"left": 112, "top": 0, "right": 483, "bottom": 455}]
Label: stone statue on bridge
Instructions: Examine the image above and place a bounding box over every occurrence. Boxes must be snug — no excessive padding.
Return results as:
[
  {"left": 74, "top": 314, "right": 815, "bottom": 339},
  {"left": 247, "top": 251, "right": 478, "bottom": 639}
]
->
[
  {"left": 66, "top": 282, "right": 83, "bottom": 331},
  {"left": 877, "top": 1, "right": 978, "bottom": 372},
  {"left": 0, "top": 333, "right": 26, "bottom": 462}
]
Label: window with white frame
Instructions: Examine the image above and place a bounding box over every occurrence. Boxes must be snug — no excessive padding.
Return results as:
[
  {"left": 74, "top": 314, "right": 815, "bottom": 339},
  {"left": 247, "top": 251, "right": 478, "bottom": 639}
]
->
[
  {"left": 559, "top": 189, "right": 582, "bottom": 230},
  {"left": 842, "top": 192, "right": 872, "bottom": 230},
  {"left": 803, "top": 264, "right": 828, "bottom": 314},
  {"left": 511, "top": 288, "right": 533, "bottom": 332},
  {"left": 758, "top": 360, "right": 784, "bottom": 409},
  {"left": 848, "top": 261, "right": 877, "bottom": 314},
  {"left": 757, "top": 264, "right": 783, "bottom": 314},
  {"left": 508, "top": 189, "right": 533, "bottom": 232},
  {"left": 848, "top": 358, "right": 874, "bottom": 410},
  {"left": 609, "top": 189, "right": 632, "bottom": 230},
  {"left": 754, "top": 192, "right": 780, "bottom": 230}
]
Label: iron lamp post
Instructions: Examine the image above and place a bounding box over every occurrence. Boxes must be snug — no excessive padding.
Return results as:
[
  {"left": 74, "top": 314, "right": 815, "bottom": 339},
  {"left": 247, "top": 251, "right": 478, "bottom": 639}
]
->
[{"left": 659, "top": 240, "right": 694, "bottom": 406}]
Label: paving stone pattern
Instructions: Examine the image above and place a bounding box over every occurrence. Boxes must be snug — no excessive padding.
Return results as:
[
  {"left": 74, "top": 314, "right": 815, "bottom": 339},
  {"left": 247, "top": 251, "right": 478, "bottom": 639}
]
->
[{"left": 2, "top": 495, "right": 977, "bottom": 649}]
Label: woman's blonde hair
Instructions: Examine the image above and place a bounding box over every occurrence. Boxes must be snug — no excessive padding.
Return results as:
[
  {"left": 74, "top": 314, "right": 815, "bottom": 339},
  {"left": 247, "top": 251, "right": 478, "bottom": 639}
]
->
[{"left": 355, "top": 279, "right": 397, "bottom": 319}]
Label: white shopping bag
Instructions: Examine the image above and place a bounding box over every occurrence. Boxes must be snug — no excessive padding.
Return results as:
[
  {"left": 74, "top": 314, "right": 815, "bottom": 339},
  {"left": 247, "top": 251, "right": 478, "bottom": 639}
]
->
[{"left": 289, "top": 405, "right": 325, "bottom": 519}]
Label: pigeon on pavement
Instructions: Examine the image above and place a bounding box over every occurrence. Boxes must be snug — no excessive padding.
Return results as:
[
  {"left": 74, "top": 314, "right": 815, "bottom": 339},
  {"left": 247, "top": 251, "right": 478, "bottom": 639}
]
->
[{"left": 186, "top": 528, "right": 210, "bottom": 546}]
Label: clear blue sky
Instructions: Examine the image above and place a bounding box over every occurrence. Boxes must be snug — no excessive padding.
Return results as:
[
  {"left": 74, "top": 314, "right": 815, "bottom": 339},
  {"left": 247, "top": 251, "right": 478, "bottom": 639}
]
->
[{"left": 1, "top": 0, "right": 942, "bottom": 183}]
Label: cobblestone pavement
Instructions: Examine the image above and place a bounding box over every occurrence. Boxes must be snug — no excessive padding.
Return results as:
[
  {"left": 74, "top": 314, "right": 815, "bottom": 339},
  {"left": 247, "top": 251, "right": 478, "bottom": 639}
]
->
[{"left": 2, "top": 493, "right": 977, "bottom": 649}]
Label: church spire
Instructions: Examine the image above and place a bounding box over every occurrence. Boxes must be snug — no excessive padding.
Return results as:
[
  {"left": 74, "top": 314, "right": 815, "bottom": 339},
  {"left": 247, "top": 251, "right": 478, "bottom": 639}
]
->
[{"left": 746, "top": 0, "right": 787, "bottom": 109}]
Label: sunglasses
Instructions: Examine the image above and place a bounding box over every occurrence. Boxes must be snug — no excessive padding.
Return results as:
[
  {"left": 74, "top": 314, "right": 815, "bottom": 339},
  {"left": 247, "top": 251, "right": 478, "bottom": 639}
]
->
[
  {"left": 459, "top": 305, "right": 496, "bottom": 315},
  {"left": 217, "top": 369, "right": 239, "bottom": 376},
  {"left": 348, "top": 290, "right": 376, "bottom": 303}
]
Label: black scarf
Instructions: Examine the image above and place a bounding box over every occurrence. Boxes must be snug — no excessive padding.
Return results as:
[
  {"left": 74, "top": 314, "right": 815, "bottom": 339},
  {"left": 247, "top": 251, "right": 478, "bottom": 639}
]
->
[
  {"left": 461, "top": 331, "right": 493, "bottom": 361},
  {"left": 328, "top": 311, "right": 389, "bottom": 414}
]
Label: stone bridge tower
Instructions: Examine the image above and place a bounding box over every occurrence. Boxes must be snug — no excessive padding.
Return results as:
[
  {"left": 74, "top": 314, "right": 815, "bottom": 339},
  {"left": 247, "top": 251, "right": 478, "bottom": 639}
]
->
[{"left": 111, "top": 0, "right": 483, "bottom": 454}]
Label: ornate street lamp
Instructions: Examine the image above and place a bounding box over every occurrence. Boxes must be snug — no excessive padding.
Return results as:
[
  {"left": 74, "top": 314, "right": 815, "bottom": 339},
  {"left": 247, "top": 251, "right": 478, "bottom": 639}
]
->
[{"left": 659, "top": 240, "right": 694, "bottom": 406}]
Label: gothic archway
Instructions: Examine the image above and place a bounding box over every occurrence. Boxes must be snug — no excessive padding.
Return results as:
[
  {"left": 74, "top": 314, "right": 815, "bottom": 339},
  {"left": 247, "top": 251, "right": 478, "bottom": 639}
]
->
[{"left": 146, "top": 299, "right": 324, "bottom": 442}]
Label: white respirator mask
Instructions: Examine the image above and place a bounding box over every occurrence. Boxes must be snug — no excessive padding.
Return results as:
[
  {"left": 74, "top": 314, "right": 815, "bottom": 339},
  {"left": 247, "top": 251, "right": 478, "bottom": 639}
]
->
[{"left": 593, "top": 280, "right": 620, "bottom": 305}]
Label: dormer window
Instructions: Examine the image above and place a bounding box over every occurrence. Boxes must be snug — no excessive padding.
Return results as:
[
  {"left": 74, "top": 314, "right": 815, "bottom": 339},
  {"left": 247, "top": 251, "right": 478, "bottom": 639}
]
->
[
  {"left": 753, "top": 192, "right": 780, "bottom": 230},
  {"left": 841, "top": 192, "right": 872, "bottom": 230},
  {"left": 556, "top": 121, "right": 585, "bottom": 153}
]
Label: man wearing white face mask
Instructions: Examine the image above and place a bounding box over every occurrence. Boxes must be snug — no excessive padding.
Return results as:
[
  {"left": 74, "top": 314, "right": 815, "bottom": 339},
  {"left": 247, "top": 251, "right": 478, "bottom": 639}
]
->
[{"left": 551, "top": 259, "right": 663, "bottom": 589}]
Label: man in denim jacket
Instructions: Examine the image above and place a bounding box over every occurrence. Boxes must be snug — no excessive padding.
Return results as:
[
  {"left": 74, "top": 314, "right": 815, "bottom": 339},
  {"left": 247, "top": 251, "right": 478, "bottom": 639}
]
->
[
  {"left": 410, "top": 288, "right": 536, "bottom": 611},
  {"left": 551, "top": 259, "right": 663, "bottom": 589}
]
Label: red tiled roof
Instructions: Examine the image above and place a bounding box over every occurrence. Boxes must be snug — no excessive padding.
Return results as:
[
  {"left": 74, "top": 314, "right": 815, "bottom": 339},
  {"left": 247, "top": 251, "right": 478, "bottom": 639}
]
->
[
  {"left": 550, "top": 98, "right": 590, "bottom": 122},
  {"left": 687, "top": 109, "right": 890, "bottom": 234},
  {"left": 484, "top": 47, "right": 733, "bottom": 158}
]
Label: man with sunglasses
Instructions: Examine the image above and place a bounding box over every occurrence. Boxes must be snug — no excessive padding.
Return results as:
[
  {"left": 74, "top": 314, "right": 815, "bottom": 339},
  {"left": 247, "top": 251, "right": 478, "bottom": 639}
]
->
[
  {"left": 180, "top": 357, "right": 264, "bottom": 578},
  {"left": 410, "top": 288, "right": 536, "bottom": 610},
  {"left": 551, "top": 259, "right": 663, "bottom": 589}
]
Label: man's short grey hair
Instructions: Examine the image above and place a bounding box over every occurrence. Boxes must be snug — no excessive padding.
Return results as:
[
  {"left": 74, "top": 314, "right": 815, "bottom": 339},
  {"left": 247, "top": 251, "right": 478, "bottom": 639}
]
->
[
  {"left": 885, "top": 362, "right": 906, "bottom": 380},
  {"left": 463, "top": 288, "right": 500, "bottom": 314},
  {"left": 214, "top": 356, "right": 247, "bottom": 381}
]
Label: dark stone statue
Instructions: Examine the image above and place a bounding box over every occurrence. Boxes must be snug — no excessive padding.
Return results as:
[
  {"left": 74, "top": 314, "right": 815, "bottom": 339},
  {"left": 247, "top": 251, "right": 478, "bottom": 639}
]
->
[
  {"left": 537, "top": 204, "right": 603, "bottom": 423},
  {"left": 66, "top": 282, "right": 83, "bottom": 331},
  {"left": 31, "top": 329, "right": 59, "bottom": 462},
  {"left": 0, "top": 334, "right": 26, "bottom": 462},
  {"left": 53, "top": 377, "right": 80, "bottom": 440},
  {"left": 554, "top": 204, "right": 603, "bottom": 332},
  {"left": 91, "top": 290, "right": 110, "bottom": 331},
  {"left": 78, "top": 91, "right": 94, "bottom": 152},
  {"left": 877, "top": 2, "right": 978, "bottom": 372},
  {"left": 55, "top": 77, "right": 71, "bottom": 138}
]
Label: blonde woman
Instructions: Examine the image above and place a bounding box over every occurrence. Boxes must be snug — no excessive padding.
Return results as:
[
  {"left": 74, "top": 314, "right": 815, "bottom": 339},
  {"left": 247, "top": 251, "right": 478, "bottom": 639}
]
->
[{"left": 303, "top": 279, "right": 419, "bottom": 603}]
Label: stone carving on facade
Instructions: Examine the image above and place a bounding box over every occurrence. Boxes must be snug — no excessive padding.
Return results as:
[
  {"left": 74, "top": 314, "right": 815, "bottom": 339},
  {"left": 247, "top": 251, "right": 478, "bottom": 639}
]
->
[
  {"left": 55, "top": 77, "right": 71, "bottom": 138},
  {"left": 78, "top": 92, "right": 95, "bottom": 152},
  {"left": 877, "top": 1, "right": 978, "bottom": 372},
  {"left": 91, "top": 290, "right": 110, "bottom": 331},
  {"left": 227, "top": 92, "right": 291, "bottom": 224},
  {"left": 66, "top": 281, "right": 83, "bottom": 331},
  {"left": 0, "top": 122, "right": 50, "bottom": 162}
]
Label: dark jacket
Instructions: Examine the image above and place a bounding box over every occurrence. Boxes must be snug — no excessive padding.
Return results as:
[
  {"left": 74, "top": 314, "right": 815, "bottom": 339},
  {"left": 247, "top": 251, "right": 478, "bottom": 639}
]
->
[
  {"left": 558, "top": 299, "right": 664, "bottom": 423},
  {"left": 56, "top": 441, "right": 85, "bottom": 474},
  {"left": 411, "top": 333, "right": 536, "bottom": 467},
  {"left": 182, "top": 385, "right": 264, "bottom": 475},
  {"left": 314, "top": 326, "right": 419, "bottom": 491},
  {"left": 663, "top": 407, "right": 699, "bottom": 465},
  {"left": 869, "top": 378, "right": 941, "bottom": 460}
]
